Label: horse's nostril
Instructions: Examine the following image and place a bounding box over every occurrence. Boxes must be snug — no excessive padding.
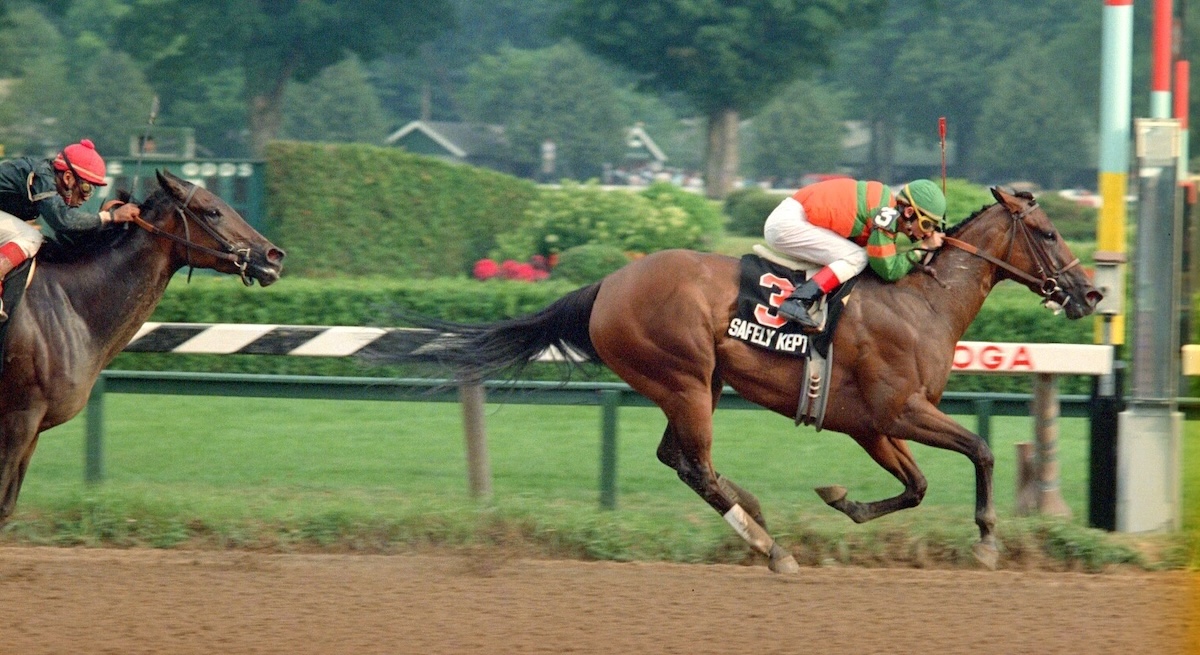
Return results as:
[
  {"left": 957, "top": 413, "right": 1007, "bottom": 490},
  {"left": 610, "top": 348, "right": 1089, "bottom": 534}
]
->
[
  {"left": 267, "top": 248, "right": 285, "bottom": 263},
  {"left": 1086, "top": 289, "right": 1103, "bottom": 306}
]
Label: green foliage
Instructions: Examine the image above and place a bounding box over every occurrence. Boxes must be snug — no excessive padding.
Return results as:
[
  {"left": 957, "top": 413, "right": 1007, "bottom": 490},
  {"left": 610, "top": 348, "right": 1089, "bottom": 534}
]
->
[
  {"left": 1035, "top": 192, "right": 1098, "bottom": 241},
  {"left": 493, "top": 181, "right": 721, "bottom": 261},
  {"left": 551, "top": 244, "right": 629, "bottom": 285},
  {"left": 116, "top": 0, "right": 455, "bottom": 154},
  {"left": 723, "top": 187, "right": 787, "bottom": 237},
  {"left": 639, "top": 182, "right": 724, "bottom": 238},
  {"left": 744, "top": 80, "right": 848, "bottom": 181},
  {"left": 944, "top": 178, "right": 996, "bottom": 225},
  {"left": 281, "top": 54, "right": 389, "bottom": 145},
  {"left": 264, "top": 141, "right": 539, "bottom": 277},
  {"left": 459, "top": 41, "right": 631, "bottom": 179}
]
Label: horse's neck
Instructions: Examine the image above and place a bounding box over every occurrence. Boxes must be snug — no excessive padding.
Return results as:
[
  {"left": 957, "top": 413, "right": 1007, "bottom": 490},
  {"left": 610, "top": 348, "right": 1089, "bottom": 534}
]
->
[
  {"left": 919, "top": 224, "right": 1006, "bottom": 340},
  {"left": 33, "top": 230, "right": 175, "bottom": 364}
]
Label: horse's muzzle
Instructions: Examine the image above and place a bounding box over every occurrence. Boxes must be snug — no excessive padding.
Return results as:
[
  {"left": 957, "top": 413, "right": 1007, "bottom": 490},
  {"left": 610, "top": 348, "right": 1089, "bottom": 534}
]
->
[{"left": 248, "top": 246, "right": 285, "bottom": 286}]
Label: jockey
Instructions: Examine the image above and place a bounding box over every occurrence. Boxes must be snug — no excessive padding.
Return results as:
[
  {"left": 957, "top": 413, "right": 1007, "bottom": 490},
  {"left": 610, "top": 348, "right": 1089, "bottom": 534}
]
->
[
  {"left": 0, "top": 139, "right": 141, "bottom": 320},
  {"left": 764, "top": 177, "right": 946, "bottom": 331}
]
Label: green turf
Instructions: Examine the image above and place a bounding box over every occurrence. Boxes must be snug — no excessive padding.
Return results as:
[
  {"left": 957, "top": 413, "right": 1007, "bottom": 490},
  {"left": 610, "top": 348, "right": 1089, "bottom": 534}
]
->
[{"left": 5, "top": 394, "right": 1192, "bottom": 569}]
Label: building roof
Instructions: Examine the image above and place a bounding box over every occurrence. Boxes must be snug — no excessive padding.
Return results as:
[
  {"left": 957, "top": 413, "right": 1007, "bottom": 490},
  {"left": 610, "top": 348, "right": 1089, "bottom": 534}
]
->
[
  {"left": 624, "top": 124, "right": 667, "bottom": 164},
  {"left": 385, "top": 120, "right": 509, "bottom": 159}
]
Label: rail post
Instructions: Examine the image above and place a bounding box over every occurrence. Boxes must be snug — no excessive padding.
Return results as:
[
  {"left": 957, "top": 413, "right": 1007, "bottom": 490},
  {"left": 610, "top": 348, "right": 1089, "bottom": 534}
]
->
[
  {"left": 1029, "top": 373, "right": 1071, "bottom": 517},
  {"left": 599, "top": 389, "right": 620, "bottom": 509},
  {"left": 85, "top": 374, "right": 106, "bottom": 484},
  {"left": 458, "top": 379, "right": 492, "bottom": 500}
]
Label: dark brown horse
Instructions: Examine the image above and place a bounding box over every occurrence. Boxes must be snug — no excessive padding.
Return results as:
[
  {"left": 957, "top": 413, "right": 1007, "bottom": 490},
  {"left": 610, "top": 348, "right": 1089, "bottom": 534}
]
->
[
  {"left": 407, "top": 187, "right": 1101, "bottom": 572},
  {"left": 0, "top": 170, "right": 284, "bottom": 524}
]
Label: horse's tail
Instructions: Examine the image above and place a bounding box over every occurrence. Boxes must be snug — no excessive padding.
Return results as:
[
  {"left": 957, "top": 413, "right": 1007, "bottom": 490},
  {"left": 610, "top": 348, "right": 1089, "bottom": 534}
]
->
[{"left": 388, "top": 282, "right": 603, "bottom": 380}]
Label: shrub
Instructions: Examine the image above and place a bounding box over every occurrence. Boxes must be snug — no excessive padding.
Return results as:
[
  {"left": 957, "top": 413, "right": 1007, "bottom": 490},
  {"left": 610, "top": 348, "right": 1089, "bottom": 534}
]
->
[
  {"left": 724, "top": 187, "right": 787, "bottom": 236},
  {"left": 551, "top": 244, "right": 629, "bottom": 284},
  {"left": 493, "top": 180, "right": 721, "bottom": 262},
  {"left": 1035, "top": 192, "right": 1098, "bottom": 241},
  {"left": 639, "top": 182, "right": 724, "bottom": 246}
]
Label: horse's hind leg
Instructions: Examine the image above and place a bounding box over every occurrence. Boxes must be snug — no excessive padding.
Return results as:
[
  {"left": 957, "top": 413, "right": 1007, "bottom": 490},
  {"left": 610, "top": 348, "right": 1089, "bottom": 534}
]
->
[
  {"left": 655, "top": 414, "right": 798, "bottom": 574},
  {"left": 817, "top": 434, "right": 928, "bottom": 523},
  {"left": 0, "top": 414, "right": 40, "bottom": 525}
]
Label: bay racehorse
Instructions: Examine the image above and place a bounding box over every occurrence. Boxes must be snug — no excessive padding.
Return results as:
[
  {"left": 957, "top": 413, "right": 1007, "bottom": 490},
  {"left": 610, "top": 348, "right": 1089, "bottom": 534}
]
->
[
  {"left": 404, "top": 187, "right": 1101, "bottom": 572},
  {"left": 0, "top": 170, "right": 284, "bottom": 525}
]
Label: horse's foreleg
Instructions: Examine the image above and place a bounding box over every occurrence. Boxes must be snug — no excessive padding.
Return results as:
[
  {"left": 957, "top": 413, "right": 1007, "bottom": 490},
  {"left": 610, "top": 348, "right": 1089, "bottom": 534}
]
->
[
  {"left": 888, "top": 394, "right": 998, "bottom": 569},
  {"left": 817, "top": 434, "right": 928, "bottom": 523}
]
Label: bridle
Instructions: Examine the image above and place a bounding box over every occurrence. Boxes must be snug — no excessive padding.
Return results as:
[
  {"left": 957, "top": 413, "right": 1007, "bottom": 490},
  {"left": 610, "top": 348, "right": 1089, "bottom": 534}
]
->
[
  {"left": 129, "top": 183, "right": 255, "bottom": 285},
  {"left": 942, "top": 201, "right": 1080, "bottom": 306}
]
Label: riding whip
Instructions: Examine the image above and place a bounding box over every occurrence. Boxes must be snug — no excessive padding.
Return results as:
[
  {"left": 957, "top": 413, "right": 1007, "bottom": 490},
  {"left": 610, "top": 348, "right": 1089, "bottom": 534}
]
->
[
  {"left": 129, "top": 95, "right": 160, "bottom": 203},
  {"left": 938, "top": 116, "right": 947, "bottom": 196}
]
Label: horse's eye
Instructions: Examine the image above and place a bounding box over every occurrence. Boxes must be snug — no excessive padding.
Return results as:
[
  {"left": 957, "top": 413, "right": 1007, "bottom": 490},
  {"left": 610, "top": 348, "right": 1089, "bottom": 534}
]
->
[
  {"left": 1042, "top": 230, "right": 1057, "bottom": 241},
  {"left": 204, "top": 208, "right": 222, "bottom": 222}
]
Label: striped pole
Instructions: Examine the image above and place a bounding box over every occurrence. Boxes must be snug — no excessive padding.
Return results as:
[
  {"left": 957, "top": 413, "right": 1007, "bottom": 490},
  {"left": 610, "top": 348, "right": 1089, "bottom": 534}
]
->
[
  {"left": 1152, "top": 0, "right": 1175, "bottom": 119},
  {"left": 1095, "top": 0, "right": 1135, "bottom": 345}
]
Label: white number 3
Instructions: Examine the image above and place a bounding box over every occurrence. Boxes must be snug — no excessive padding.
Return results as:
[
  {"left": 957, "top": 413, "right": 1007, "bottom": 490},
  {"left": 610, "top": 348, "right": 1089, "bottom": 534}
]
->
[{"left": 874, "top": 207, "right": 899, "bottom": 229}]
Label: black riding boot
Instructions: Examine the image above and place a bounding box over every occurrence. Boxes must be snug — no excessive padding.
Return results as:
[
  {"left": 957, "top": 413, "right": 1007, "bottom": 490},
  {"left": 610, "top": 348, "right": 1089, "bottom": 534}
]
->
[{"left": 777, "top": 279, "right": 824, "bottom": 331}]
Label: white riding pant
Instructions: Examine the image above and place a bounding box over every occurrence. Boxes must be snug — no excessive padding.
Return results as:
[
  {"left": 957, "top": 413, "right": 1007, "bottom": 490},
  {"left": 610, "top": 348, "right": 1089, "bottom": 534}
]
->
[
  {"left": 763, "top": 197, "right": 866, "bottom": 285},
  {"left": 0, "top": 210, "right": 44, "bottom": 259}
]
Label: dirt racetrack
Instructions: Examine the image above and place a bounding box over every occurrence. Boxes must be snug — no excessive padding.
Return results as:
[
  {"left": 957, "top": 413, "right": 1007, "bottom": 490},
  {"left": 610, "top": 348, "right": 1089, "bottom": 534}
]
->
[{"left": 0, "top": 546, "right": 1194, "bottom": 655}]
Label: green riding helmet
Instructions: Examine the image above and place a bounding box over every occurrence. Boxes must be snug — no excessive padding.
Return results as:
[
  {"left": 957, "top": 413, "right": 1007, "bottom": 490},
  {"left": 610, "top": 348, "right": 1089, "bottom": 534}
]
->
[{"left": 898, "top": 179, "right": 946, "bottom": 234}]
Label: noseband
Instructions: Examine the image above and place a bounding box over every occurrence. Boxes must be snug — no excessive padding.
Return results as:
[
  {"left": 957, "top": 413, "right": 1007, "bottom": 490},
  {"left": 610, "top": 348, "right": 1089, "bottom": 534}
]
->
[
  {"left": 942, "top": 202, "right": 1080, "bottom": 305},
  {"left": 130, "top": 184, "right": 255, "bottom": 285}
]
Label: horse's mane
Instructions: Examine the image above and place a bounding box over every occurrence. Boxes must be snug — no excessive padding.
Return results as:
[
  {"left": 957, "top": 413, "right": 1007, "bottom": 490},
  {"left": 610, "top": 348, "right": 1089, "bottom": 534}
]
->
[
  {"left": 37, "top": 187, "right": 172, "bottom": 263},
  {"left": 944, "top": 190, "right": 1034, "bottom": 237}
]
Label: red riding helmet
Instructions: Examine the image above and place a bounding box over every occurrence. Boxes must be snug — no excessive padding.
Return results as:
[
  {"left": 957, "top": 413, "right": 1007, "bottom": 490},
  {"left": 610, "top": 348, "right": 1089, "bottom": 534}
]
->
[{"left": 53, "top": 139, "right": 108, "bottom": 186}]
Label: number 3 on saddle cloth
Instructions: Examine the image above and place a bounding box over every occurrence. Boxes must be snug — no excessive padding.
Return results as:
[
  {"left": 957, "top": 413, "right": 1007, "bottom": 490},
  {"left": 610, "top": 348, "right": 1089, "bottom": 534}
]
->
[
  {"left": 730, "top": 248, "right": 857, "bottom": 429},
  {"left": 0, "top": 258, "right": 34, "bottom": 377}
]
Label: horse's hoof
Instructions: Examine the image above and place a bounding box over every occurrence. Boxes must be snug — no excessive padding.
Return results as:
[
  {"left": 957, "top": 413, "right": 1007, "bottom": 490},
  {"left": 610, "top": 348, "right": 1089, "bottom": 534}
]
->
[
  {"left": 768, "top": 543, "right": 800, "bottom": 574},
  {"left": 972, "top": 541, "right": 999, "bottom": 570},
  {"left": 814, "top": 485, "right": 847, "bottom": 504}
]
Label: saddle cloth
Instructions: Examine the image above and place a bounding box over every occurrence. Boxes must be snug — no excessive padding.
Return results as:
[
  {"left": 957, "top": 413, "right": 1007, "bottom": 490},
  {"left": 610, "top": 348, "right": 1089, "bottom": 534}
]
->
[{"left": 730, "top": 252, "right": 854, "bottom": 360}]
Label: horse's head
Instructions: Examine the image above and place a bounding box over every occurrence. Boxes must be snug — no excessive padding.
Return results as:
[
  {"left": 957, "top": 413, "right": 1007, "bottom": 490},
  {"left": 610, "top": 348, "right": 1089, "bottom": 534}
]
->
[
  {"left": 151, "top": 169, "right": 285, "bottom": 286},
  {"left": 969, "top": 187, "right": 1102, "bottom": 319}
]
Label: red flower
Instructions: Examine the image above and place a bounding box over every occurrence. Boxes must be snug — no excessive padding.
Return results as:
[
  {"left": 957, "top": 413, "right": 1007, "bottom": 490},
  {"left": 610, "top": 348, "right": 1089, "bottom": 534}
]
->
[{"left": 473, "top": 259, "right": 499, "bottom": 280}]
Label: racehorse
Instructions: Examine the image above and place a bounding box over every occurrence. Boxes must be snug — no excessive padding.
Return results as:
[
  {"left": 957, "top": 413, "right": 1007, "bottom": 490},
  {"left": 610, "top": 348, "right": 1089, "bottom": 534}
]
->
[
  {"left": 403, "top": 187, "right": 1101, "bottom": 572},
  {"left": 0, "top": 170, "right": 284, "bottom": 525}
]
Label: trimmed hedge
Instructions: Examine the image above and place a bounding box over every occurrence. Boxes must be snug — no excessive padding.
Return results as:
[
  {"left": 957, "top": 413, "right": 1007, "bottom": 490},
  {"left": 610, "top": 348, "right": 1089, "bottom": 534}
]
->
[{"left": 265, "top": 141, "right": 539, "bottom": 278}]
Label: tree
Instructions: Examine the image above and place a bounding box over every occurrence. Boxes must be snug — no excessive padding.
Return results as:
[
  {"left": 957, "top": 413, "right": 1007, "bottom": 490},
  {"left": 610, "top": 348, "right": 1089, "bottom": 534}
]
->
[
  {"left": 744, "top": 80, "right": 847, "bottom": 185},
  {"left": 117, "top": 0, "right": 454, "bottom": 155},
  {"left": 973, "top": 44, "right": 1094, "bottom": 189},
  {"left": 459, "top": 42, "right": 631, "bottom": 180},
  {"left": 0, "top": 4, "right": 152, "bottom": 158},
  {"left": 282, "top": 55, "right": 388, "bottom": 145},
  {"left": 559, "top": 0, "right": 885, "bottom": 198}
]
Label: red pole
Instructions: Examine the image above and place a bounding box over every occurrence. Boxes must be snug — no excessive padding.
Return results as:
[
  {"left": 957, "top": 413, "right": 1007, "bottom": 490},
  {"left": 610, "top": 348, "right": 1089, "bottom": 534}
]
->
[{"left": 1152, "top": 0, "right": 1174, "bottom": 117}]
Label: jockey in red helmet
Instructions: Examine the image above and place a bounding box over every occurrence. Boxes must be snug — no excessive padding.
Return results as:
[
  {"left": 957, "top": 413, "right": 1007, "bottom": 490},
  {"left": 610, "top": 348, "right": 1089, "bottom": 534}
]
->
[{"left": 0, "top": 139, "right": 142, "bottom": 320}]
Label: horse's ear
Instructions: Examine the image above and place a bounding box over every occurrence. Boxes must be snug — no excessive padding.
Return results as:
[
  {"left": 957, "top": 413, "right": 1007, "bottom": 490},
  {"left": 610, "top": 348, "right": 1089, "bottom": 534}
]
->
[
  {"left": 155, "top": 169, "right": 189, "bottom": 201},
  {"left": 989, "top": 186, "right": 1023, "bottom": 212}
]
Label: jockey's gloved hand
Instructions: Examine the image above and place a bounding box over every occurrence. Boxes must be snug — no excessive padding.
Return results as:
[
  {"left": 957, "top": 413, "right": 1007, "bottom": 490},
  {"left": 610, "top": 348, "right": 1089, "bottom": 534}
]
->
[{"left": 106, "top": 202, "right": 141, "bottom": 224}]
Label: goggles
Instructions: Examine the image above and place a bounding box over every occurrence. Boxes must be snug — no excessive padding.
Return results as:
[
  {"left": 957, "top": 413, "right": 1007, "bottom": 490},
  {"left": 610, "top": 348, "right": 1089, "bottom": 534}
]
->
[{"left": 60, "top": 150, "right": 96, "bottom": 199}]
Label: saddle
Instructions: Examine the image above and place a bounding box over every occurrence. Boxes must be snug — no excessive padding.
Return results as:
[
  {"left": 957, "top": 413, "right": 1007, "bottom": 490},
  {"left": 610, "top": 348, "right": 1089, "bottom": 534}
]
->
[{"left": 730, "top": 246, "right": 856, "bottom": 430}]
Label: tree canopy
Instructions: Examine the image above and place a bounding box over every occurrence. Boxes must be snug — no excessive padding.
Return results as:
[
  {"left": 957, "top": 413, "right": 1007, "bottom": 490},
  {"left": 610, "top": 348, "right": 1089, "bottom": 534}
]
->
[
  {"left": 114, "top": 0, "right": 454, "bottom": 155},
  {"left": 559, "top": 0, "right": 886, "bottom": 197}
]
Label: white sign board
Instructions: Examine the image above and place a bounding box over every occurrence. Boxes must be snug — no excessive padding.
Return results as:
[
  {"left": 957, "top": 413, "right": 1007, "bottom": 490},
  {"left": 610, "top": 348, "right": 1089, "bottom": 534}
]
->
[{"left": 951, "top": 342, "right": 1113, "bottom": 375}]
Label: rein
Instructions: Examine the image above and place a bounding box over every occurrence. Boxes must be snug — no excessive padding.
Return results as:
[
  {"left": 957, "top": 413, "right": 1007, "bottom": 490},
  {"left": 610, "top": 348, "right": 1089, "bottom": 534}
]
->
[
  {"left": 129, "top": 185, "right": 253, "bottom": 285},
  {"left": 942, "top": 202, "right": 1080, "bottom": 300}
]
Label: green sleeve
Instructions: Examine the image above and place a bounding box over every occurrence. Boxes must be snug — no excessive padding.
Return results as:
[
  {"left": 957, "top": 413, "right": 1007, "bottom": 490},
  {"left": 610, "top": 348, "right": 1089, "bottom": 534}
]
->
[{"left": 867, "top": 229, "right": 922, "bottom": 282}]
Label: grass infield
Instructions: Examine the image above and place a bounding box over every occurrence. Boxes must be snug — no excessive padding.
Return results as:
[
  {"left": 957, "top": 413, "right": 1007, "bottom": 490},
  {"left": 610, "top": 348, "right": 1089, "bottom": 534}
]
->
[{"left": 2, "top": 394, "right": 1194, "bottom": 571}]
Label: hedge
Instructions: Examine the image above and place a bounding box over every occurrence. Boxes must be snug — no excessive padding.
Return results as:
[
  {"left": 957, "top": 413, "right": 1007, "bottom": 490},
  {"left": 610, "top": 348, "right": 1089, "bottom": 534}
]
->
[{"left": 264, "top": 141, "right": 539, "bottom": 278}]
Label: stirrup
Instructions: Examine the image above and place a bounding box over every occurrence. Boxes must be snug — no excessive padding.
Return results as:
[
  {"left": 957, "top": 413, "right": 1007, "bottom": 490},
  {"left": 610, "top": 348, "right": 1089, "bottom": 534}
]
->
[{"left": 778, "top": 298, "right": 817, "bottom": 326}]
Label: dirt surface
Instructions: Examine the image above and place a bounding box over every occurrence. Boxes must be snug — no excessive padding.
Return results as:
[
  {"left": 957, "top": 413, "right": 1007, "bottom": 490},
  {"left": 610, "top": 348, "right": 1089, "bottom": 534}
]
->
[{"left": 0, "top": 547, "right": 1194, "bottom": 655}]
